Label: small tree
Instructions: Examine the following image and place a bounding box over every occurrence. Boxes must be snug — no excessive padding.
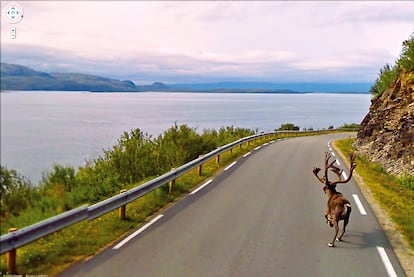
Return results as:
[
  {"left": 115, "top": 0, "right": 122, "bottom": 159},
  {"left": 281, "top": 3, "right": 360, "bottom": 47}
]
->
[
  {"left": 397, "top": 32, "right": 414, "bottom": 71},
  {"left": 370, "top": 32, "right": 414, "bottom": 99},
  {"left": 339, "top": 123, "right": 361, "bottom": 130},
  {"left": 0, "top": 166, "right": 38, "bottom": 218},
  {"left": 370, "top": 63, "right": 398, "bottom": 98},
  {"left": 277, "top": 123, "right": 300, "bottom": 131}
]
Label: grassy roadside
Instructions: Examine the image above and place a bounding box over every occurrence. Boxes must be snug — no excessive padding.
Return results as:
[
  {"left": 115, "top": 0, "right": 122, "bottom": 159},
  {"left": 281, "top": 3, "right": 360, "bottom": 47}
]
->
[
  {"left": 1, "top": 131, "right": 328, "bottom": 276},
  {"left": 333, "top": 138, "right": 414, "bottom": 273}
]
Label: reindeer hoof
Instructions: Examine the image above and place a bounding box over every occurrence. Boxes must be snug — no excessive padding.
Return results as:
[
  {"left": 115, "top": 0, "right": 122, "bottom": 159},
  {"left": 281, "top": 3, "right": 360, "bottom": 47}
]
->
[
  {"left": 336, "top": 238, "right": 341, "bottom": 242},
  {"left": 328, "top": 243, "right": 335, "bottom": 247}
]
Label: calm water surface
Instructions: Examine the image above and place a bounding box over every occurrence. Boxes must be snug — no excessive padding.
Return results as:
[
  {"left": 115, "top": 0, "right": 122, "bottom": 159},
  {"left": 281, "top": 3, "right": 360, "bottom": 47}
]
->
[{"left": 1, "top": 91, "right": 371, "bottom": 184}]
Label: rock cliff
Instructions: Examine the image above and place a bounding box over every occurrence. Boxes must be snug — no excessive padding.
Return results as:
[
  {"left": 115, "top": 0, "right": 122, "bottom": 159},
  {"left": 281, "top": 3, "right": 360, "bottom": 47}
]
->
[{"left": 355, "top": 70, "right": 414, "bottom": 175}]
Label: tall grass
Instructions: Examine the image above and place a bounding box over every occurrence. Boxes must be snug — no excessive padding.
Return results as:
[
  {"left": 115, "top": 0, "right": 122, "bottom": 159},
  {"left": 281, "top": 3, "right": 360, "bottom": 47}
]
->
[{"left": 334, "top": 138, "right": 414, "bottom": 250}]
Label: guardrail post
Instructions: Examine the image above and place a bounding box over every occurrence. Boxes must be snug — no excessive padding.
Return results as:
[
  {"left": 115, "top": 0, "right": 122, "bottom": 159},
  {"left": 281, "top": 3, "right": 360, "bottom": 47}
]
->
[
  {"left": 169, "top": 168, "right": 175, "bottom": 193},
  {"left": 230, "top": 148, "right": 233, "bottom": 155},
  {"left": 198, "top": 156, "right": 203, "bottom": 176},
  {"left": 7, "top": 228, "right": 18, "bottom": 274},
  {"left": 216, "top": 154, "right": 220, "bottom": 164},
  {"left": 169, "top": 179, "right": 175, "bottom": 193},
  {"left": 119, "top": 190, "right": 127, "bottom": 220}
]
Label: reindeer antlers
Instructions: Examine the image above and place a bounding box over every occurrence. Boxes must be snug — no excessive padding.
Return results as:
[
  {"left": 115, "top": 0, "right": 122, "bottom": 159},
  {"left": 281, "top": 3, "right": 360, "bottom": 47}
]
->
[
  {"left": 313, "top": 166, "right": 325, "bottom": 184},
  {"left": 349, "top": 153, "right": 357, "bottom": 170},
  {"left": 313, "top": 152, "right": 356, "bottom": 186},
  {"left": 331, "top": 153, "right": 356, "bottom": 185}
]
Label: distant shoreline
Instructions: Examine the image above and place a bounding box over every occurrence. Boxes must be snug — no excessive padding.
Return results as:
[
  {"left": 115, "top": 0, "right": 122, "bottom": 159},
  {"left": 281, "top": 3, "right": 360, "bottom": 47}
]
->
[
  {"left": 0, "top": 89, "right": 370, "bottom": 94},
  {"left": 1, "top": 63, "right": 372, "bottom": 94}
]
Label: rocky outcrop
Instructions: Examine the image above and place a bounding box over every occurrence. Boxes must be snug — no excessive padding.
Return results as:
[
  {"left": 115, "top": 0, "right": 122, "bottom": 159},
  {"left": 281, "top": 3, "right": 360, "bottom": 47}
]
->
[{"left": 355, "top": 70, "right": 414, "bottom": 176}]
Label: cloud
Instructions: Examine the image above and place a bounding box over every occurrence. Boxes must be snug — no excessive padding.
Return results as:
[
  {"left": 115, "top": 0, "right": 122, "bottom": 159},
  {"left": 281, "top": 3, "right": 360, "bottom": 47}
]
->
[
  {"left": 333, "top": 2, "right": 414, "bottom": 24},
  {"left": 0, "top": 41, "right": 385, "bottom": 84},
  {"left": 1, "top": 1, "right": 413, "bottom": 84}
]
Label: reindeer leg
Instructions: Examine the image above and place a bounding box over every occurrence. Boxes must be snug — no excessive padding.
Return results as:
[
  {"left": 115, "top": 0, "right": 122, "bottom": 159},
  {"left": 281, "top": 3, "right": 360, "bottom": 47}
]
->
[
  {"left": 325, "top": 210, "right": 333, "bottom": 227},
  {"left": 328, "top": 220, "right": 339, "bottom": 247},
  {"left": 338, "top": 207, "right": 351, "bottom": 241},
  {"left": 337, "top": 220, "right": 347, "bottom": 242}
]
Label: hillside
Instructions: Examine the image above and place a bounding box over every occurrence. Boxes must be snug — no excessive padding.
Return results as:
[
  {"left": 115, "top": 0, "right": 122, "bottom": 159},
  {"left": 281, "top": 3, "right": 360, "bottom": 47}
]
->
[
  {"left": 356, "top": 71, "right": 413, "bottom": 175},
  {"left": 0, "top": 63, "right": 167, "bottom": 92},
  {"left": 355, "top": 34, "right": 414, "bottom": 176},
  {"left": 169, "top": 81, "right": 371, "bottom": 93},
  {"left": 1, "top": 63, "right": 371, "bottom": 93}
]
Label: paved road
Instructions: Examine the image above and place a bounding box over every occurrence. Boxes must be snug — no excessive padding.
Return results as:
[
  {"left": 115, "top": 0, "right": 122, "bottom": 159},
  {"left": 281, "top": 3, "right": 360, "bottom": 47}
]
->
[{"left": 60, "top": 133, "right": 406, "bottom": 277}]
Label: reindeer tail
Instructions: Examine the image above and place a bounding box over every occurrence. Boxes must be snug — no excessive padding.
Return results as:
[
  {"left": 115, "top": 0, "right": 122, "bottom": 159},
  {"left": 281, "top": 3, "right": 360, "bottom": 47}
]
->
[{"left": 344, "top": 203, "right": 352, "bottom": 218}]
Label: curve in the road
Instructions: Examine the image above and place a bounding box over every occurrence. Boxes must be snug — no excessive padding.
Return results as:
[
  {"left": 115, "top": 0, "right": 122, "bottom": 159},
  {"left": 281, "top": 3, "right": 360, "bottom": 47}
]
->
[{"left": 59, "top": 134, "right": 406, "bottom": 277}]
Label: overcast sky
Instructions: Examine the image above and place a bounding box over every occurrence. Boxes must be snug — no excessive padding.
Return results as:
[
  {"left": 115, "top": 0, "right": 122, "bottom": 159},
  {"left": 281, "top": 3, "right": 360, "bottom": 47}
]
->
[{"left": 1, "top": 1, "right": 413, "bottom": 84}]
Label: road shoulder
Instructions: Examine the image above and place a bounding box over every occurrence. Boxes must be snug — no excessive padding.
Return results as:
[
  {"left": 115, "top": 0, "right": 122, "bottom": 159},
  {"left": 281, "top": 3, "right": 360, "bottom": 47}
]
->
[{"left": 333, "top": 141, "right": 414, "bottom": 277}]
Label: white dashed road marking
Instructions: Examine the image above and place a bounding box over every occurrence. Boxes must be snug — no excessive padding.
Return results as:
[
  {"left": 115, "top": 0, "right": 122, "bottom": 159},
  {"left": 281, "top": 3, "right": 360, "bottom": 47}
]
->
[
  {"left": 376, "top": 246, "right": 397, "bottom": 277},
  {"left": 224, "top": 161, "right": 237, "bottom": 171},
  {"left": 190, "top": 179, "right": 213, "bottom": 195},
  {"left": 113, "top": 214, "right": 164, "bottom": 250},
  {"left": 352, "top": 194, "right": 367, "bottom": 215}
]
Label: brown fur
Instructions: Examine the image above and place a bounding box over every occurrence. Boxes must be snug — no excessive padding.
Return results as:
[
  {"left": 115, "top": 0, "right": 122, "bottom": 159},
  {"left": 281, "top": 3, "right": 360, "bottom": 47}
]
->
[
  {"left": 323, "top": 185, "right": 352, "bottom": 246},
  {"left": 313, "top": 152, "right": 356, "bottom": 247}
]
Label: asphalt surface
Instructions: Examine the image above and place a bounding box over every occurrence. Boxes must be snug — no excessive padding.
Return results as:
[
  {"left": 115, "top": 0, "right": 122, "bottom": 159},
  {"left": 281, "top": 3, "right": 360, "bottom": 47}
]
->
[{"left": 59, "top": 133, "right": 406, "bottom": 277}]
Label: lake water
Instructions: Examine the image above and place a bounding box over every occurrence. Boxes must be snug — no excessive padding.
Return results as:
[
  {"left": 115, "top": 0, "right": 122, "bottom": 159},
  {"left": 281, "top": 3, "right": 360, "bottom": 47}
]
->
[{"left": 1, "top": 91, "right": 371, "bottom": 184}]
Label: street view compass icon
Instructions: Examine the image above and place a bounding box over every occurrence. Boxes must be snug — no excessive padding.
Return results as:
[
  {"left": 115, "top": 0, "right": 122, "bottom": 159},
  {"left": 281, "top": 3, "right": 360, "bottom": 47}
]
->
[{"left": 4, "top": 2, "right": 24, "bottom": 24}]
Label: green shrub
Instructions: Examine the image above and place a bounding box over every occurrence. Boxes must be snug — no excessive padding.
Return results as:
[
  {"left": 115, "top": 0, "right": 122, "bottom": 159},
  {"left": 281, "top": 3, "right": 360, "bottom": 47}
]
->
[
  {"left": 398, "top": 175, "right": 414, "bottom": 190},
  {"left": 0, "top": 124, "right": 256, "bottom": 233},
  {"left": 0, "top": 166, "right": 39, "bottom": 219},
  {"left": 397, "top": 32, "right": 414, "bottom": 71},
  {"left": 339, "top": 123, "right": 360, "bottom": 130},
  {"left": 370, "top": 63, "right": 398, "bottom": 98},
  {"left": 276, "top": 123, "right": 300, "bottom": 131},
  {"left": 371, "top": 32, "right": 414, "bottom": 99}
]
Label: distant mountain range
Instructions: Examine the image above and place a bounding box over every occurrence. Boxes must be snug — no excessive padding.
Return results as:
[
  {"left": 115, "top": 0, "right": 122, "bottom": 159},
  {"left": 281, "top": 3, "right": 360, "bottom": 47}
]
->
[
  {"left": 169, "top": 82, "right": 371, "bottom": 93},
  {"left": 0, "top": 63, "right": 164, "bottom": 92},
  {"left": 1, "top": 63, "right": 371, "bottom": 93}
]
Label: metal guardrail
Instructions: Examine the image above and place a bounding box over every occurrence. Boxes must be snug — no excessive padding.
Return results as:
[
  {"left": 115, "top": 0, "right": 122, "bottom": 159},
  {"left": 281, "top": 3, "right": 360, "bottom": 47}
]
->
[
  {"left": 1, "top": 206, "right": 88, "bottom": 253},
  {"left": 0, "top": 129, "right": 351, "bottom": 254}
]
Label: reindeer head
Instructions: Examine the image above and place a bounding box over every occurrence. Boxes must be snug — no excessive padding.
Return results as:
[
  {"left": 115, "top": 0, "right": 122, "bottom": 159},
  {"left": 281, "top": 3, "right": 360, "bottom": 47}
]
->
[{"left": 313, "top": 152, "right": 356, "bottom": 192}]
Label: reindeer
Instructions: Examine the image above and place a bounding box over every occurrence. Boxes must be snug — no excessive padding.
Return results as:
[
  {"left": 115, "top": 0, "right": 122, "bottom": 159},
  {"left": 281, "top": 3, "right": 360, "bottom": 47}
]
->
[{"left": 312, "top": 152, "right": 356, "bottom": 247}]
